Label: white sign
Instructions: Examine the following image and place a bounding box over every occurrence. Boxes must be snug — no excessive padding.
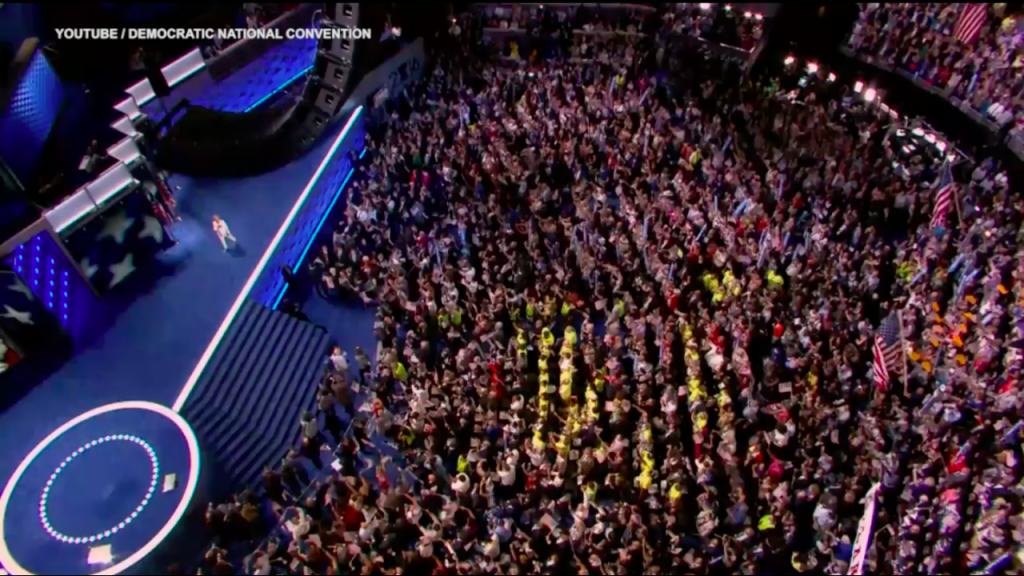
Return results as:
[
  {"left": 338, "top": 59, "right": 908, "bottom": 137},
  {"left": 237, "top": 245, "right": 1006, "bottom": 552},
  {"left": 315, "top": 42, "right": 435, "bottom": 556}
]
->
[{"left": 848, "top": 483, "right": 881, "bottom": 575}]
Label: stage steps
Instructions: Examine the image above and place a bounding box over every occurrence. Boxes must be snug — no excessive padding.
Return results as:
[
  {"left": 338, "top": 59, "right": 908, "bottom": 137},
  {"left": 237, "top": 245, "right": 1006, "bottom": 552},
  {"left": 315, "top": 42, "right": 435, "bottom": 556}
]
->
[{"left": 181, "top": 299, "right": 331, "bottom": 491}]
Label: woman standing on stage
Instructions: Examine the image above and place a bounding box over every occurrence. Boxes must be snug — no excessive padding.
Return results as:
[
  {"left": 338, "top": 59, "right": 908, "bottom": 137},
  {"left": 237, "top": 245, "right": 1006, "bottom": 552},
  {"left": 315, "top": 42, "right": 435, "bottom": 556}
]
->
[{"left": 212, "top": 215, "right": 238, "bottom": 252}]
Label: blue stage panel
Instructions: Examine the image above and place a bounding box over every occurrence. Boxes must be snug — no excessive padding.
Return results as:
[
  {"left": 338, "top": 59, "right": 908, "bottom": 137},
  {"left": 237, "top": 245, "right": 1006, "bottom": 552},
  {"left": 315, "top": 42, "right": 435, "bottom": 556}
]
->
[
  {"left": 3, "top": 229, "right": 90, "bottom": 336},
  {"left": 62, "top": 191, "right": 177, "bottom": 295},
  {"left": 192, "top": 37, "right": 317, "bottom": 113},
  {"left": 0, "top": 402, "right": 200, "bottom": 575},
  {"left": 249, "top": 107, "right": 365, "bottom": 308},
  {"left": 0, "top": 49, "right": 65, "bottom": 185}
]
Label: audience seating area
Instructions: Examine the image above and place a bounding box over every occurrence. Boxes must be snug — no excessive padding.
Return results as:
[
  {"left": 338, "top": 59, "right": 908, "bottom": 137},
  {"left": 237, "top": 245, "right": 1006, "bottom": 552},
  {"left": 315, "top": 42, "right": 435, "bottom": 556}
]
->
[
  {"left": 178, "top": 6, "right": 1024, "bottom": 576},
  {"left": 848, "top": 3, "right": 1023, "bottom": 137}
]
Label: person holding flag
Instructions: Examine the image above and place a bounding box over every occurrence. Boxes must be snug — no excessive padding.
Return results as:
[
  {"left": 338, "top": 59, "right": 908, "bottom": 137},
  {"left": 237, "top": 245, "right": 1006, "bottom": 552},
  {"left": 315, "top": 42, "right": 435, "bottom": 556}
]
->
[
  {"left": 930, "top": 158, "right": 956, "bottom": 232},
  {"left": 873, "top": 312, "right": 903, "bottom": 392}
]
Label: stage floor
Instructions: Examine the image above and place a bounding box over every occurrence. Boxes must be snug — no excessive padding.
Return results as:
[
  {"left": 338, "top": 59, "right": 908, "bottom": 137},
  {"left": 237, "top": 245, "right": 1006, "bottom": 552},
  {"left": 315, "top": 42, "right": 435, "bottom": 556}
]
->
[
  {"left": 0, "top": 402, "right": 199, "bottom": 575},
  {"left": 0, "top": 51, "right": 370, "bottom": 575}
]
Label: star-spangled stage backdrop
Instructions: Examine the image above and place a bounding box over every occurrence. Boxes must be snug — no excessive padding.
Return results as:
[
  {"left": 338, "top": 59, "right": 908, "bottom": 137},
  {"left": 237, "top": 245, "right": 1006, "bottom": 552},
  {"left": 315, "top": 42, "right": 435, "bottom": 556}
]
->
[
  {"left": 63, "top": 190, "right": 176, "bottom": 295},
  {"left": 0, "top": 260, "right": 66, "bottom": 368}
]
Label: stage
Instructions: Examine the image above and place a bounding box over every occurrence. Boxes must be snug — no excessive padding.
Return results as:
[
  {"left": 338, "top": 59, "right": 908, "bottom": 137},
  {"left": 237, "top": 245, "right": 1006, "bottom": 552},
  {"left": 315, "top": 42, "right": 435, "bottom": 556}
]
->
[{"left": 0, "top": 402, "right": 202, "bottom": 575}]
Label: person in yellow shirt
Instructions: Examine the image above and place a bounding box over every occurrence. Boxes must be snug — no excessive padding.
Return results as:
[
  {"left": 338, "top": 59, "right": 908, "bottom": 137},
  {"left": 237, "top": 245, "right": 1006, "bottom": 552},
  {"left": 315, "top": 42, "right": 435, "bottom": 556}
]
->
[{"left": 564, "top": 326, "right": 577, "bottom": 348}]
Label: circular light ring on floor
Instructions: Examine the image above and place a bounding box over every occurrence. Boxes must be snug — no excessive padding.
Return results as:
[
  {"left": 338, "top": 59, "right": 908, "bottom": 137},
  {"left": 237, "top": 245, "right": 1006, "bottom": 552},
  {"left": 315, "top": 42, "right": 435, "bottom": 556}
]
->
[
  {"left": 38, "top": 435, "right": 159, "bottom": 545},
  {"left": 0, "top": 401, "right": 201, "bottom": 576}
]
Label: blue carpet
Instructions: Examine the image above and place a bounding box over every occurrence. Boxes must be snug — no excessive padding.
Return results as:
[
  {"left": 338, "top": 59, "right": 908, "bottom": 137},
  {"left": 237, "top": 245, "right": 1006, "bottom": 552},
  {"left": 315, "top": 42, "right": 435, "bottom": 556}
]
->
[
  {"left": 301, "top": 297, "right": 378, "bottom": 366},
  {"left": 0, "top": 130, "right": 346, "bottom": 495}
]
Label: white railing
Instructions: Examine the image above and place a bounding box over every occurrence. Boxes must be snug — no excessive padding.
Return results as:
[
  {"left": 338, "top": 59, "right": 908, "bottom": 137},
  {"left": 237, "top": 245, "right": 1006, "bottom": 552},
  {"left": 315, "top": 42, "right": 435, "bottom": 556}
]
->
[{"left": 44, "top": 163, "right": 138, "bottom": 233}]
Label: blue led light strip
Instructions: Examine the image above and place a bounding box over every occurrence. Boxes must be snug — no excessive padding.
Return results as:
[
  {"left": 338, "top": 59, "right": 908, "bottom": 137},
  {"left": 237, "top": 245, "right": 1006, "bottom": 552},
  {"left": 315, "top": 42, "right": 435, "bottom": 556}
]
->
[
  {"left": 359, "top": 149, "right": 366, "bottom": 159},
  {"left": 272, "top": 165, "right": 357, "bottom": 310},
  {"left": 244, "top": 65, "right": 314, "bottom": 112},
  {"left": 172, "top": 106, "right": 363, "bottom": 413}
]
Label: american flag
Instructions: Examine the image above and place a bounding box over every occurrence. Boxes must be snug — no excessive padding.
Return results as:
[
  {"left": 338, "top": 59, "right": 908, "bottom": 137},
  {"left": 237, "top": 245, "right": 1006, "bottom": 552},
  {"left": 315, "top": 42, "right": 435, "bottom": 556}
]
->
[
  {"left": 873, "top": 313, "right": 902, "bottom": 391},
  {"left": 954, "top": 3, "right": 988, "bottom": 45},
  {"left": 930, "top": 159, "right": 955, "bottom": 229}
]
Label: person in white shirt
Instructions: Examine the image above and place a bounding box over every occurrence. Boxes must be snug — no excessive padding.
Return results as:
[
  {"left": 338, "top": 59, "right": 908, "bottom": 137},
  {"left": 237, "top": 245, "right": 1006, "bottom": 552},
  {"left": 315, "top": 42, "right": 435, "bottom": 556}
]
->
[
  {"left": 301, "top": 411, "right": 320, "bottom": 443},
  {"left": 212, "top": 215, "right": 238, "bottom": 252},
  {"left": 330, "top": 346, "right": 349, "bottom": 374},
  {"left": 497, "top": 456, "right": 517, "bottom": 486}
]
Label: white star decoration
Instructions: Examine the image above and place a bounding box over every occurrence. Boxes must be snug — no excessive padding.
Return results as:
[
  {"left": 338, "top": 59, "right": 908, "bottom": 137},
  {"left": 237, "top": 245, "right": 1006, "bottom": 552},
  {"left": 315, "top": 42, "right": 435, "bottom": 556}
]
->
[
  {"left": 97, "top": 212, "right": 135, "bottom": 245},
  {"left": 0, "top": 271, "right": 34, "bottom": 300},
  {"left": 81, "top": 258, "right": 99, "bottom": 279},
  {"left": 108, "top": 254, "right": 135, "bottom": 288},
  {"left": 138, "top": 215, "right": 164, "bottom": 244},
  {"left": 1, "top": 305, "right": 32, "bottom": 325}
]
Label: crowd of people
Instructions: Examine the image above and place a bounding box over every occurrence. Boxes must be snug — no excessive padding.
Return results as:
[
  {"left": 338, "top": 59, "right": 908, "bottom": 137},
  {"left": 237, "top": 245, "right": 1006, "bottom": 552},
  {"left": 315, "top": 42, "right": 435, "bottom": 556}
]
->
[
  {"left": 848, "top": 3, "right": 1023, "bottom": 135},
  {"left": 191, "top": 6, "right": 1024, "bottom": 575},
  {"left": 478, "top": 4, "right": 655, "bottom": 65},
  {"left": 668, "top": 3, "right": 764, "bottom": 52},
  {"left": 479, "top": 4, "right": 762, "bottom": 67}
]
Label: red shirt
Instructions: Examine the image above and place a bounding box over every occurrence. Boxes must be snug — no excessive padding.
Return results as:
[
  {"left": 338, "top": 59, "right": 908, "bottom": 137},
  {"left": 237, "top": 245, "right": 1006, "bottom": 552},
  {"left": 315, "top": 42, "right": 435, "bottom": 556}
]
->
[
  {"left": 489, "top": 362, "right": 504, "bottom": 400},
  {"left": 688, "top": 245, "right": 701, "bottom": 263},
  {"left": 342, "top": 505, "right": 364, "bottom": 531},
  {"left": 756, "top": 218, "right": 769, "bottom": 235},
  {"left": 948, "top": 453, "right": 967, "bottom": 474}
]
